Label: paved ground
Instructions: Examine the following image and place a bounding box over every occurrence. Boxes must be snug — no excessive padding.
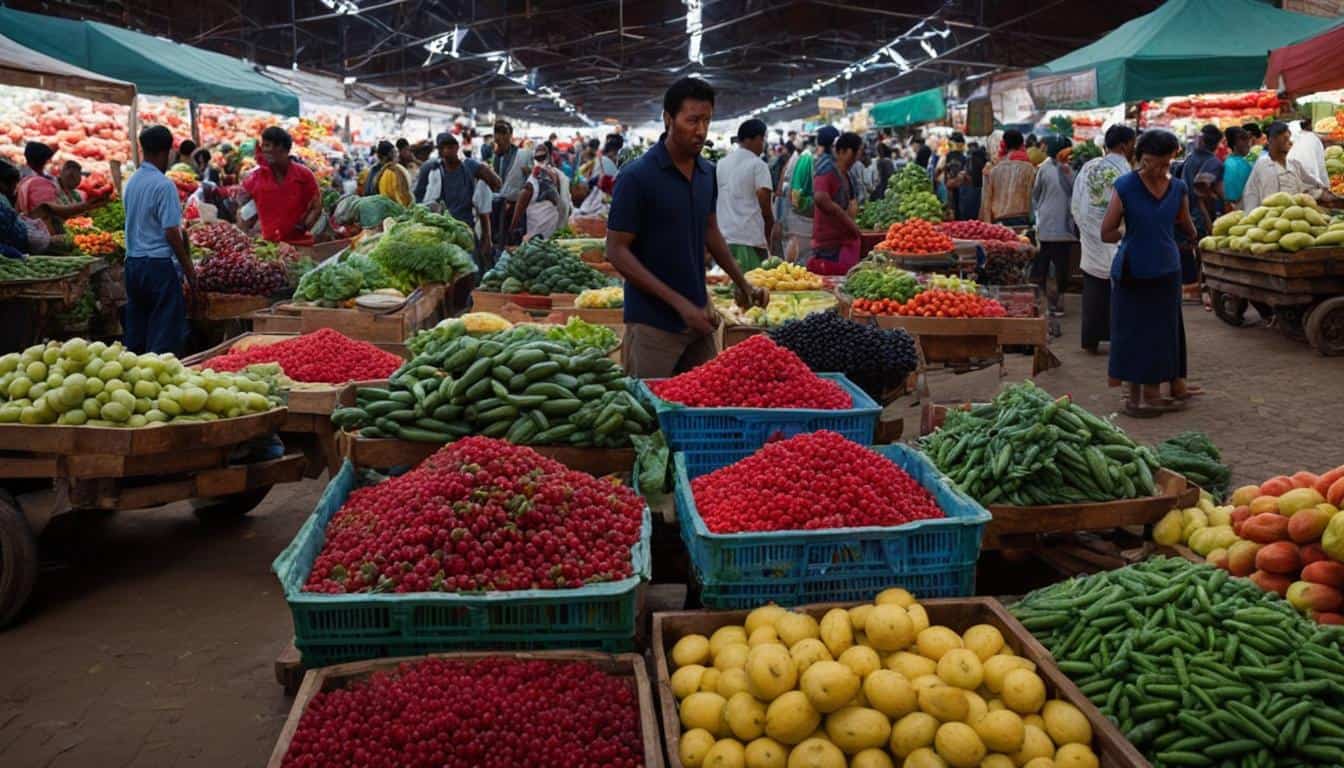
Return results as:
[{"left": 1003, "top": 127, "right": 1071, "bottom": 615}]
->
[{"left": 2, "top": 297, "right": 1342, "bottom": 767}]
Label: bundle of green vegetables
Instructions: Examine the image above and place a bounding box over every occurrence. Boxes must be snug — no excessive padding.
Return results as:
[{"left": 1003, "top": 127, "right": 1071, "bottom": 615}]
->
[
  {"left": 546, "top": 316, "right": 618, "bottom": 353},
  {"left": 368, "top": 206, "right": 476, "bottom": 293},
  {"left": 921, "top": 381, "right": 1160, "bottom": 506},
  {"left": 856, "top": 186, "right": 901, "bottom": 230},
  {"left": 293, "top": 252, "right": 393, "bottom": 304},
  {"left": 1153, "top": 430, "right": 1231, "bottom": 501},
  {"left": 479, "top": 237, "right": 612, "bottom": 294}
]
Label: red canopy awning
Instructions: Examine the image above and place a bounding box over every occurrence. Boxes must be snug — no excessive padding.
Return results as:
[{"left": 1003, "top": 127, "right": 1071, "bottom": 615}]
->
[{"left": 1265, "top": 23, "right": 1344, "bottom": 98}]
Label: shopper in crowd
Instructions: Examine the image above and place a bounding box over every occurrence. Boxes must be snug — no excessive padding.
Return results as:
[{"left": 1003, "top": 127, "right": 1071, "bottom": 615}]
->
[
  {"left": 16, "top": 142, "right": 104, "bottom": 234},
  {"left": 715, "top": 118, "right": 775, "bottom": 272},
  {"left": 980, "top": 129, "right": 1036, "bottom": 225},
  {"left": 396, "top": 138, "right": 420, "bottom": 176},
  {"left": 1288, "top": 117, "right": 1330, "bottom": 192},
  {"left": 241, "top": 126, "right": 322, "bottom": 244},
  {"left": 0, "top": 159, "right": 43, "bottom": 257},
  {"left": 810, "top": 131, "right": 863, "bottom": 277},
  {"left": 1179, "top": 124, "right": 1225, "bottom": 305},
  {"left": 171, "top": 139, "right": 196, "bottom": 169},
  {"left": 1031, "top": 135, "right": 1076, "bottom": 317},
  {"left": 509, "top": 142, "right": 571, "bottom": 242},
  {"left": 1242, "top": 121, "right": 1309, "bottom": 211},
  {"left": 873, "top": 142, "right": 895, "bottom": 200},
  {"left": 606, "top": 76, "right": 766, "bottom": 378},
  {"left": 1026, "top": 134, "right": 1047, "bottom": 165},
  {"left": 1221, "top": 126, "right": 1254, "bottom": 209},
  {"left": 122, "top": 125, "right": 196, "bottom": 356},
  {"left": 786, "top": 131, "right": 827, "bottom": 264},
  {"left": 371, "top": 141, "right": 412, "bottom": 206},
  {"left": 414, "top": 131, "right": 502, "bottom": 232},
  {"left": 490, "top": 120, "right": 530, "bottom": 251},
  {"left": 191, "top": 149, "right": 222, "bottom": 186},
  {"left": 1070, "top": 124, "right": 1135, "bottom": 354},
  {"left": 912, "top": 137, "right": 932, "bottom": 171},
  {"left": 935, "top": 132, "right": 967, "bottom": 214},
  {"left": 960, "top": 143, "right": 987, "bottom": 221},
  {"left": 1100, "top": 129, "right": 1198, "bottom": 417},
  {"left": 412, "top": 140, "right": 432, "bottom": 167},
  {"left": 848, "top": 142, "right": 870, "bottom": 207}
]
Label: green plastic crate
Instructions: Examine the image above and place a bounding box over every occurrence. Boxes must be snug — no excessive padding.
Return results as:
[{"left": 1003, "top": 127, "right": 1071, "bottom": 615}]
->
[{"left": 274, "top": 460, "right": 651, "bottom": 667}]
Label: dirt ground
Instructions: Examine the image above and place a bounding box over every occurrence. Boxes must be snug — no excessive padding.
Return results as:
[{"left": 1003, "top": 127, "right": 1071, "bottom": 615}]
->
[{"left": 1, "top": 296, "right": 1342, "bottom": 768}]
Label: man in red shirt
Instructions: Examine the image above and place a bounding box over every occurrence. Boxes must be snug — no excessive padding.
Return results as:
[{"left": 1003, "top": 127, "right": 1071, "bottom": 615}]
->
[{"left": 242, "top": 126, "right": 321, "bottom": 244}]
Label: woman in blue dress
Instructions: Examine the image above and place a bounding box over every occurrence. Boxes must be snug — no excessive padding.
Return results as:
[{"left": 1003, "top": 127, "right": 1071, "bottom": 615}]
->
[{"left": 1100, "top": 130, "right": 1198, "bottom": 417}]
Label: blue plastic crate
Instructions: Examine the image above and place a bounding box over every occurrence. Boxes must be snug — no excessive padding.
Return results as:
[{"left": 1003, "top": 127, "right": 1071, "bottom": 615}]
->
[
  {"left": 274, "top": 460, "right": 651, "bottom": 667},
  {"left": 634, "top": 374, "right": 880, "bottom": 467},
  {"left": 673, "top": 443, "right": 990, "bottom": 608}
]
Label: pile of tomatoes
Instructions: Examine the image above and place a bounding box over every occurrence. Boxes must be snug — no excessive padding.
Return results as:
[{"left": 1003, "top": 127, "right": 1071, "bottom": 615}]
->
[
  {"left": 874, "top": 218, "right": 954, "bottom": 255},
  {"left": 853, "top": 289, "right": 1007, "bottom": 318}
]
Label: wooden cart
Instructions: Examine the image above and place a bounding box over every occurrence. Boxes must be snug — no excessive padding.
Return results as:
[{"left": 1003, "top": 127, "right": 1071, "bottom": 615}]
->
[
  {"left": 0, "top": 409, "right": 307, "bottom": 626},
  {"left": 182, "top": 333, "right": 408, "bottom": 477},
  {"left": 267, "top": 651, "right": 664, "bottom": 768},
  {"left": 336, "top": 429, "right": 636, "bottom": 477},
  {"left": 1203, "top": 246, "right": 1344, "bottom": 355},
  {"left": 652, "top": 599, "right": 1148, "bottom": 768}
]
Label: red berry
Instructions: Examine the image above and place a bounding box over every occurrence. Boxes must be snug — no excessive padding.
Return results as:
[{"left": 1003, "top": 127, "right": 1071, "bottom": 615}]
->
[{"left": 648, "top": 336, "right": 851, "bottom": 409}]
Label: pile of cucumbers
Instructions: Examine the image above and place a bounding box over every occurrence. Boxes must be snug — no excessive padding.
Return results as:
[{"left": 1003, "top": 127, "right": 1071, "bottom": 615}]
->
[
  {"left": 0, "top": 255, "right": 96, "bottom": 282},
  {"left": 332, "top": 326, "right": 655, "bottom": 447}
]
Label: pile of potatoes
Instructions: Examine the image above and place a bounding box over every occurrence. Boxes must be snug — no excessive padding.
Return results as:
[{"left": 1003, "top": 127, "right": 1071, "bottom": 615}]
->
[{"left": 668, "top": 590, "right": 1099, "bottom": 768}]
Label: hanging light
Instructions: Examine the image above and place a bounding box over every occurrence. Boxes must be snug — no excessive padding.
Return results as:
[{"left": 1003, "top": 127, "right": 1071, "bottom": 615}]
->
[
  {"left": 319, "top": 0, "right": 359, "bottom": 15},
  {"left": 685, "top": 0, "right": 704, "bottom": 64}
]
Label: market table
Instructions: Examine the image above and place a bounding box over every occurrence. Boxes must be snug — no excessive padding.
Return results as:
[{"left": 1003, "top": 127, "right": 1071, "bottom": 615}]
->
[
  {"left": 1202, "top": 246, "right": 1344, "bottom": 355},
  {"left": 250, "top": 277, "right": 462, "bottom": 343}
]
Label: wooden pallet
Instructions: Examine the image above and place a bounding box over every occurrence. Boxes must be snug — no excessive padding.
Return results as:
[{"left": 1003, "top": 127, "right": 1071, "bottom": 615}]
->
[
  {"left": 65, "top": 451, "right": 306, "bottom": 511},
  {"left": 651, "top": 599, "right": 1147, "bottom": 768},
  {"left": 267, "top": 650, "right": 664, "bottom": 768},
  {"left": 336, "top": 430, "right": 636, "bottom": 476},
  {"left": 921, "top": 403, "right": 1198, "bottom": 550},
  {"left": 846, "top": 308, "right": 1057, "bottom": 380}
]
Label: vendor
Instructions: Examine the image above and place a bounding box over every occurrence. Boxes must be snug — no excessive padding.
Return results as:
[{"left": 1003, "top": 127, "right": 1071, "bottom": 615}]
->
[
  {"left": 413, "top": 132, "right": 502, "bottom": 230},
  {"left": 16, "top": 142, "right": 104, "bottom": 234},
  {"left": 241, "top": 126, "right": 322, "bottom": 244},
  {"left": 606, "top": 77, "right": 766, "bottom": 378},
  {"left": 371, "top": 141, "right": 412, "bottom": 206},
  {"left": 1241, "top": 121, "right": 1327, "bottom": 211},
  {"left": 0, "top": 159, "right": 46, "bottom": 257},
  {"left": 192, "top": 149, "right": 222, "bottom": 186},
  {"left": 122, "top": 125, "right": 197, "bottom": 355}
]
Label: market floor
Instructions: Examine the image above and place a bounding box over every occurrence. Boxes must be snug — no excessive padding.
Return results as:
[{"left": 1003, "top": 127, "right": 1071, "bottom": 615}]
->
[{"left": 2, "top": 297, "right": 1343, "bottom": 768}]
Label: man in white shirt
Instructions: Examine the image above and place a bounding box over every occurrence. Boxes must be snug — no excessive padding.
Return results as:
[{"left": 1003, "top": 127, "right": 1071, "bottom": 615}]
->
[
  {"left": 1288, "top": 118, "right": 1329, "bottom": 191},
  {"left": 1243, "top": 121, "right": 1309, "bottom": 212},
  {"left": 715, "top": 118, "right": 774, "bottom": 271},
  {"left": 1070, "top": 124, "right": 1135, "bottom": 353}
]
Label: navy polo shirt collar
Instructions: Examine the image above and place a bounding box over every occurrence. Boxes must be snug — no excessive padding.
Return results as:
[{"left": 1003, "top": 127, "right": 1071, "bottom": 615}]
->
[{"left": 650, "top": 139, "right": 713, "bottom": 177}]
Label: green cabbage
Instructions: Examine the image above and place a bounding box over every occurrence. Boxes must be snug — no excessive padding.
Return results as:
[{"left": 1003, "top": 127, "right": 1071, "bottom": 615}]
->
[{"left": 369, "top": 219, "right": 476, "bottom": 294}]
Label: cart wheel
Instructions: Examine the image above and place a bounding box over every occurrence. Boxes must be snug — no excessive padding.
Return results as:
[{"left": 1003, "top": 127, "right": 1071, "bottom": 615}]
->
[
  {"left": 1210, "top": 290, "right": 1247, "bottom": 327},
  {"left": 1305, "top": 297, "right": 1344, "bottom": 356},
  {"left": 192, "top": 485, "right": 274, "bottom": 522},
  {"left": 1275, "top": 305, "right": 1308, "bottom": 341},
  {"left": 0, "top": 489, "right": 38, "bottom": 628}
]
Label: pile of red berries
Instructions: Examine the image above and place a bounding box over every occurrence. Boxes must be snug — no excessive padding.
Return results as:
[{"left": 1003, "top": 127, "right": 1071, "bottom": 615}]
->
[
  {"left": 691, "top": 431, "right": 944, "bottom": 533},
  {"left": 204, "top": 328, "right": 403, "bottom": 383},
  {"left": 304, "top": 437, "right": 644, "bottom": 594},
  {"left": 647, "top": 335, "right": 851, "bottom": 409},
  {"left": 280, "top": 657, "right": 646, "bottom": 768}
]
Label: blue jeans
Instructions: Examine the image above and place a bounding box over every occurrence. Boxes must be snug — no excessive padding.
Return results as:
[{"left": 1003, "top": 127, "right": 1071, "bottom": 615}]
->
[{"left": 123, "top": 258, "right": 186, "bottom": 355}]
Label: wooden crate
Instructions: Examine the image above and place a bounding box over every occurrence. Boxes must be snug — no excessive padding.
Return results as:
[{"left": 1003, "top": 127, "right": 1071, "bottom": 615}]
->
[
  {"left": 850, "top": 310, "right": 1056, "bottom": 377},
  {"left": 472, "top": 289, "right": 552, "bottom": 313},
  {"left": 921, "top": 403, "right": 1198, "bottom": 549},
  {"left": 67, "top": 451, "right": 307, "bottom": 511},
  {"left": 263, "top": 280, "right": 454, "bottom": 343},
  {"left": 336, "top": 430, "right": 636, "bottom": 476},
  {"left": 202, "top": 292, "right": 273, "bottom": 321},
  {"left": 0, "top": 407, "right": 288, "bottom": 460},
  {"left": 652, "top": 599, "right": 1146, "bottom": 768},
  {"left": 266, "top": 651, "right": 664, "bottom": 768}
]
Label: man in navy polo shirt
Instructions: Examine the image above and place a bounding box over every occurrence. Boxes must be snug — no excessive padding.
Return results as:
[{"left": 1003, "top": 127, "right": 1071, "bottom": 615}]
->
[{"left": 606, "top": 77, "right": 767, "bottom": 377}]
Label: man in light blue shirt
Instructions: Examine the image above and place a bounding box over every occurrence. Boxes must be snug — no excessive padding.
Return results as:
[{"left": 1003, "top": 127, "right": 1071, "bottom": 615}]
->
[{"left": 123, "top": 125, "right": 196, "bottom": 354}]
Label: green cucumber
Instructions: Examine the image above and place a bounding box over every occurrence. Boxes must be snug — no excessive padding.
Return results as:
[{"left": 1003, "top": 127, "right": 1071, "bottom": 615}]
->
[{"left": 523, "top": 361, "right": 562, "bottom": 381}]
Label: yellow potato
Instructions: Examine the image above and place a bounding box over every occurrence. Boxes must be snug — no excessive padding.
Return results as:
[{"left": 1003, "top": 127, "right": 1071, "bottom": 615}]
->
[
  {"left": 724, "top": 691, "right": 768, "bottom": 741},
  {"left": 1054, "top": 743, "right": 1099, "bottom": 768},
  {"left": 850, "top": 748, "right": 895, "bottom": 768},
  {"left": 934, "top": 721, "right": 986, "bottom": 768},
  {"left": 1012, "top": 725, "right": 1055, "bottom": 766},
  {"left": 679, "top": 728, "right": 717, "bottom": 768},
  {"left": 800, "top": 660, "right": 861, "bottom": 713},
  {"left": 785, "top": 737, "right": 846, "bottom": 768},
  {"left": 875, "top": 587, "right": 916, "bottom": 607},
  {"left": 1022, "top": 759, "right": 1055, "bottom": 768},
  {"left": 672, "top": 664, "right": 709, "bottom": 699},
  {"left": 710, "top": 626, "right": 750, "bottom": 657},
  {"left": 986, "top": 698, "right": 1005, "bottom": 712},
  {"left": 700, "top": 668, "right": 722, "bottom": 693},
  {"left": 982, "top": 655, "right": 1036, "bottom": 694},
  {"left": 1042, "top": 700, "right": 1092, "bottom": 746},
  {"left": 790, "top": 638, "right": 833, "bottom": 675},
  {"left": 916, "top": 626, "right": 964, "bottom": 661},
  {"left": 962, "top": 624, "right": 1005, "bottom": 661},
  {"left": 746, "top": 605, "right": 789, "bottom": 635},
  {"left": 674, "top": 634, "right": 712, "bottom": 667},
  {"left": 744, "top": 737, "right": 788, "bottom": 768},
  {"left": 963, "top": 691, "right": 988, "bottom": 724},
  {"left": 765, "top": 690, "right": 820, "bottom": 745},
  {"left": 905, "top": 604, "right": 931, "bottom": 635},
  {"left": 1024, "top": 714, "right": 1045, "bottom": 731},
  {"left": 718, "top": 668, "right": 752, "bottom": 698},
  {"left": 889, "top": 712, "right": 940, "bottom": 758},
  {"left": 849, "top": 604, "right": 875, "bottom": 631},
  {"left": 681, "top": 691, "right": 729, "bottom": 736},
  {"left": 820, "top": 608, "right": 855, "bottom": 657},
  {"left": 918, "top": 686, "right": 969, "bottom": 722},
  {"left": 1001, "top": 669, "right": 1046, "bottom": 715},
  {"left": 776, "top": 613, "right": 821, "bottom": 647},
  {"left": 746, "top": 643, "right": 798, "bottom": 702},
  {"left": 865, "top": 604, "right": 916, "bottom": 651},
  {"left": 749, "top": 625, "right": 781, "bottom": 647},
  {"left": 901, "top": 747, "right": 949, "bottom": 768},
  {"left": 863, "top": 669, "right": 917, "bottom": 719},
  {"left": 703, "top": 738, "right": 747, "bottom": 768},
  {"left": 838, "top": 645, "right": 883, "bottom": 679},
  {"left": 973, "top": 710, "right": 1026, "bottom": 753},
  {"left": 911, "top": 674, "right": 945, "bottom": 691},
  {"left": 887, "top": 651, "right": 938, "bottom": 680},
  {"left": 825, "top": 706, "right": 892, "bottom": 755},
  {"left": 981, "top": 755, "right": 1015, "bottom": 768},
  {"left": 716, "top": 643, "right": 751, "bottom": 671},
  {"left": 936, "top": 649, "right": 984, "bottom": 690}
]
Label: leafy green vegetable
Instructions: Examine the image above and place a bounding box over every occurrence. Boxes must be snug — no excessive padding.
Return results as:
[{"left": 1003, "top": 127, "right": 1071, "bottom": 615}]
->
[
  {"left": 631, "top": 431, "right": 671, "bottom": 499},
  {"left": 368, "top": 212, "right": 477, "bottom": 294},
  {"left": 546, "top": 317, "right": 618, "bottom": 353}
]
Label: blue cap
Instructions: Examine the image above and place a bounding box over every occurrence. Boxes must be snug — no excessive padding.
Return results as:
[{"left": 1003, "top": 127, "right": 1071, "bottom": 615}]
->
[{"left": 817, "top": 125, "right": 839, "bottom": 148}]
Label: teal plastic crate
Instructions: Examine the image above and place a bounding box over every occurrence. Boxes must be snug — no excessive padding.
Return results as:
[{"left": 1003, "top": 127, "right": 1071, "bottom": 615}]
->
[
  {"left": 634, "top": 374, "right": 880, "bottom": 467},
  {"left": 274, "top": 460, "right": 651, "bottom": 667},
  {"left": 673, "top": 443, "right": 990, "bottom": 608}
]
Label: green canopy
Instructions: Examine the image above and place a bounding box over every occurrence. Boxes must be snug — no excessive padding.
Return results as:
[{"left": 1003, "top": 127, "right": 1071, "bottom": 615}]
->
[
  {"left": 0, "top": 8, "right": 299, "bottom": 116},
  {"left": 1029, "top": 0, "right": 1335, "bottom": 109},
  {"left": 870, "top": 88, "right": 946, "bottom": 128}
]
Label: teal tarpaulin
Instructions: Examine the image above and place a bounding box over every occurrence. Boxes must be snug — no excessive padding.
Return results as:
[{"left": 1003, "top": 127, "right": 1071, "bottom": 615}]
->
[
  {"left": 870, "top": 88, "right": 946, "bottom": 128},
  {"left": 1029, "top": 0, "right": 1336, "bottom": 109},
  {"left": 0, "top": 8, "right": 299, "bottom": 116}
]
